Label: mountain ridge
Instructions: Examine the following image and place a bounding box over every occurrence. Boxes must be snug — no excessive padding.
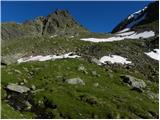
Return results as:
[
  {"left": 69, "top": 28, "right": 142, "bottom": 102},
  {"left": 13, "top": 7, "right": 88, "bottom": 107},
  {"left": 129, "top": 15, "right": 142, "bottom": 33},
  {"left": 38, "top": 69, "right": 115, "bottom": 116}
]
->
[
  {"left": 1, "top": 9, "right": 89, "bottom": 40},
  {"left": 112, "top": 1, "right": 159, "bottom": 33}
]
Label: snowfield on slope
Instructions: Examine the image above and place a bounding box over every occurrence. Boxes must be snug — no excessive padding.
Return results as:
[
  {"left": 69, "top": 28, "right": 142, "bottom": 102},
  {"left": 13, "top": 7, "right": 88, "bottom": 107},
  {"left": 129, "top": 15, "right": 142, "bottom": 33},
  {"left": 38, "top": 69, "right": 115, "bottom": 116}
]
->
[
  {"left": 99, "top": 55, "right": 132, "bottom": 65},
  {"left": 117, "top": 6, "right": 147, "bottom": 33},
  {"left": 116, "top": 31, "right": 135, "bottom": 36},
  {"left": 127, "top": 6, "right": 147, "bottom": 20},
  {"left": 117, "top": 28, "right": 130, "bottom": 33},
  {"left": 145, "top": 49, "right": 159, "bottom": 61},
  {"left": 17, "top": 52, "right": 80, "bottom": 63},
  {"left": 80, "top": 31, "right": 155, "bottom": 42}
]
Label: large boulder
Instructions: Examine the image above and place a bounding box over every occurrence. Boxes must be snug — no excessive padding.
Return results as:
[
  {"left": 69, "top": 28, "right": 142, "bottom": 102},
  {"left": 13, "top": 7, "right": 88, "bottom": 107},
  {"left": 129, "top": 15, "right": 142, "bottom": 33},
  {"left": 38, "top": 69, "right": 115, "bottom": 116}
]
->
[
  {"left": 120, "top": 75, "right": 146, "bottom": 92},
  {"left": 6, "top": 83, "right": 30, "bottom": 93},
  {"left": 65, "top": 78, "right": 85, "bottom": 85}
]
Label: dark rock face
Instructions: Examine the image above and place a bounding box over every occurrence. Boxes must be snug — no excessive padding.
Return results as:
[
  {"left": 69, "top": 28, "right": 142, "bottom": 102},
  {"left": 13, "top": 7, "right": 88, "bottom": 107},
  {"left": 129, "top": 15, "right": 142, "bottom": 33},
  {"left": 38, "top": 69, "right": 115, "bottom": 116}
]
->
[
  {"left": 2, "top": 9, "right": 88, "bottom": 40},
  {"left": 112, "top": 1, "right": 159, "bottom": 33}
]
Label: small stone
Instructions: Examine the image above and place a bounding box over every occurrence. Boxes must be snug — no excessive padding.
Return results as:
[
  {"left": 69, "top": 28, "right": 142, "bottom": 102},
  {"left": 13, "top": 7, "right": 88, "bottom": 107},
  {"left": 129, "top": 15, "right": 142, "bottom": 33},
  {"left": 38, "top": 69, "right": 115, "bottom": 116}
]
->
[
  {"left": 65, "top": 78, "right": 85, "bottom": 85},
  {"left": 108, "top": 73, "right": 113, "bottom": 78},
  {"left": 20, "top": 82, "right": 24, "bottom": 85},
  {"left": 78, "top": 64, "right": 86, "bottom": 71},
  {"left": 147, "top": 91, "right": 158, "bottom": 100},
  {"left": 25, "top": 101, "right": 32, "bottom": 110},
  {"left": 38, "top": 100, "right": 43, "bottom": 105},
  {"left": 31, "top": 85, "right": 36, "bottom": 90},
  {"left": 78, "top": 64, "right": 88, "bottom": 74},
  {"left": 23, "top": 79, "right": 28, "bottom": 83},
  {"left": 93, "top": 82, "right": 99, "bottom": 87},
  {"left": 14, "top": 69, "right": 21, "bottom": 74},
  {"left": 91, "top": 71, "right": 97, "bottom": 76},
  {"left": 7, "top": 95, "right": 11, "bottom": 99}
]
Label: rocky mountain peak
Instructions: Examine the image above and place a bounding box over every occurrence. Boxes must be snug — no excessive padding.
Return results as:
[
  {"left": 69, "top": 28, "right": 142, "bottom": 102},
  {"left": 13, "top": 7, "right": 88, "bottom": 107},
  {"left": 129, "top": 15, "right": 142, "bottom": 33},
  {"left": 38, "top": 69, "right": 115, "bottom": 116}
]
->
[
  {"left": 54, "top": 9, "right": 70, "bottom": 16},
  {"left": 2, "top": 9, "right": 88, "bottom": 40}
]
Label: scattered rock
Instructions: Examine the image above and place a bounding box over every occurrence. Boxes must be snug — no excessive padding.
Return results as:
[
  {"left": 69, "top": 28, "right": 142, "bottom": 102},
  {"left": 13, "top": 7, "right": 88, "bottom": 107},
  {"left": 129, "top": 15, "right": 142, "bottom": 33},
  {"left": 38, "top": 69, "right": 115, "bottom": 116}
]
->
[
  {"left": 38, "top": 100, "right": 43, "bottom": 105},
  {"left": 108, "top": 72, "right": 113, "bottom": 78},
  {"left": 78, "top": 64, "right": 86, "bottom": 71},
  {"left": 56, "top": 75, "right": 63, "bottom": 80},
  {"left": 23, "top": 67, "right": 29, "bottom": 72},
  {"left": 91, "top": 71, "right": 97, "bottom": 76},
  {"left": 146, "top": 91, "right": 158, "bottom": 101},
  {"left": 78, "top": 64, "right": 88, "bottom": 74},
  {"left": 93, "top": 82, "right": 99, "bottom": 87},
  {"left": 31, "top": 85, "right": 36, "bottom": 90},
  {"left": 25, "top": 101, "right": 32, "bottom": 110},
  {"left": 6, "top": 83, "right": 30, "bottom": 93},
  {"left": 91, "top": 71, "right": 100, "bottom": 77},
  {"left": 79, "top": 95, "right": 98, "bottom": 105},
  {"left": 14, "top": 69, "right": 22, "bottom": 74},
  {"left": 19, "top": 82, "right": 24, "bottom": 85},
  {"left": 23, "top": 79, "right": 28, "bottom": 83},
  {"left": 65, "top": 78, "right": 85, "bottom": 85},
  {"left": 120, "top": 75, "right": 146, "bottom": 92}
]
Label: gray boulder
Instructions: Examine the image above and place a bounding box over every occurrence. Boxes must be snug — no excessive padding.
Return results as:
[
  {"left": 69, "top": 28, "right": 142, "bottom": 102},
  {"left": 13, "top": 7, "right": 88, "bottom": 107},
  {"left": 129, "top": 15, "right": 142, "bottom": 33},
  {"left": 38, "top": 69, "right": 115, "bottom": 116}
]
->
[
  {"left": 65, "top": 78, "right": 85, "bottom": 85},
  {"left": 6, "top": 83, "right": 30, "bottom": 93},
  {"left": 121, "top": 75, "right": 146, "bottom": 92}
]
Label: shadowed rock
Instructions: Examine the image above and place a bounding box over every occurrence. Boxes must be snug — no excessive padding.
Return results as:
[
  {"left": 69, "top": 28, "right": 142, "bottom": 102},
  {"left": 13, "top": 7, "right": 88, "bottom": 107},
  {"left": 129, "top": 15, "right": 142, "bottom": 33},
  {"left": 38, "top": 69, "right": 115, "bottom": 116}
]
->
[{"left": 121, "top": 75, "right": 146, "bottom": 92}]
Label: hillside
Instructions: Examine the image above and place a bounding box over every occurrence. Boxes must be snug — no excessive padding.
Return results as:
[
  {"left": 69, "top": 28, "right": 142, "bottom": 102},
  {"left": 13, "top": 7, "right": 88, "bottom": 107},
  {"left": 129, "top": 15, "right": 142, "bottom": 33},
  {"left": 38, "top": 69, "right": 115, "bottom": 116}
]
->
[{"left": 1, "top": 1, "right": 159, "bottom": 119}]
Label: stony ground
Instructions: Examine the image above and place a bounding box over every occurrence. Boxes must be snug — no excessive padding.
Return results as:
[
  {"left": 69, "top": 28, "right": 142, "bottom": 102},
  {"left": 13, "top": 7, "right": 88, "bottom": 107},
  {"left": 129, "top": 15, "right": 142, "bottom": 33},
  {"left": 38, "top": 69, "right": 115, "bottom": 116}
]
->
[{"left": 1, "top": 34, "right": 159, "bottom": 119}]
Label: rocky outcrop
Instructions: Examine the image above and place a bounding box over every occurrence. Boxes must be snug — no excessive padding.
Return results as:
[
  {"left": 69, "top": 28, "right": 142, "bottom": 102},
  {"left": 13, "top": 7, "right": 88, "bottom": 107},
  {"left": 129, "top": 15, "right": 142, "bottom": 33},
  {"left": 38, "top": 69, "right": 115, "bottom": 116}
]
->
[{"left": 120, "top": 75, "right": 146, "bottom": 92}]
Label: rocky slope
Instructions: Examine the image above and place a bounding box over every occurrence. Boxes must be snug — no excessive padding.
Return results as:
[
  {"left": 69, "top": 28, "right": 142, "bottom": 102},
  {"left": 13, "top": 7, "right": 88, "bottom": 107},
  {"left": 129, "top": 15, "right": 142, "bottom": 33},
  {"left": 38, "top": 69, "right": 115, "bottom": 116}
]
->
[{"left": 1, "top": 1, "right": 159, "bottom": 119}]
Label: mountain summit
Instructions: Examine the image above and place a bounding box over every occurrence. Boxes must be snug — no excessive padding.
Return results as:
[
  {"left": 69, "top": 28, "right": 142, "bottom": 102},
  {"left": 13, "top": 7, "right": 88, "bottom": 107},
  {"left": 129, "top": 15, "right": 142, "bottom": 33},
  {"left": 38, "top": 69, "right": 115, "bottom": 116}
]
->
[{"left": 2, "top": 9, "right": 88, "bottom": 40}]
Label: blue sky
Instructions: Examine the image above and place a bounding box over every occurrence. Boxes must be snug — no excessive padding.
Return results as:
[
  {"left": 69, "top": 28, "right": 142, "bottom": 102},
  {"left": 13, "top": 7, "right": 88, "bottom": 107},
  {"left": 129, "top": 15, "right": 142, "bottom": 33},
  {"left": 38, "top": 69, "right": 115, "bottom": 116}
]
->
[{"left": 1, "top": 1, "right": 152, "bottom": 32}]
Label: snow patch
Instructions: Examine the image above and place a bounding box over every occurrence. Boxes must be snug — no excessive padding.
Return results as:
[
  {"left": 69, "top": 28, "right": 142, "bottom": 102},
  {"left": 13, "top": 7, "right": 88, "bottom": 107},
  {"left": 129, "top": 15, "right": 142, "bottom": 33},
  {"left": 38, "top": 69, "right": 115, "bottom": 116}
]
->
[
  {"left": 126, "top": 31, "right": 155, "bottom": 39},
  {"left": 17, "top": 52, "right": 80, "bottom": 63},
  {"left": 128, "top": 6, "right": 147, "bottom": 20},
  {"left": 116, "top": 31, "right": 135, "bottom": 36},
  {"left": 99, "top": 55, "right": 132, "bottom": 65},
  {"left": 80, "top": 31, "right": 155, "bottom": 43},
  {"left": 117, "top": 28, "right": 130, "bottom": 33},
  {"left": 80, "top": 37, "right": 124, "bottom": 42},
  {"left": 145, "top": 49, "right": 159, "bottom": 61}
]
